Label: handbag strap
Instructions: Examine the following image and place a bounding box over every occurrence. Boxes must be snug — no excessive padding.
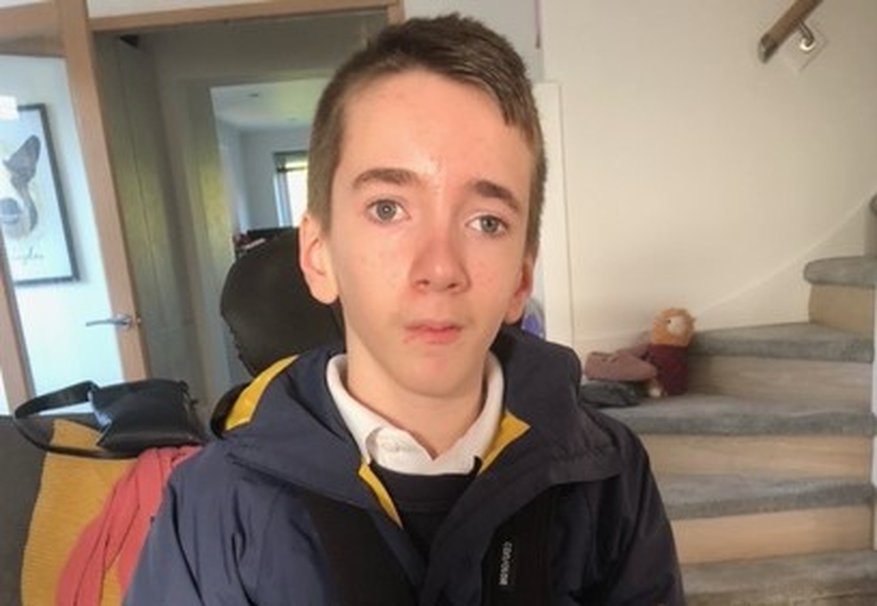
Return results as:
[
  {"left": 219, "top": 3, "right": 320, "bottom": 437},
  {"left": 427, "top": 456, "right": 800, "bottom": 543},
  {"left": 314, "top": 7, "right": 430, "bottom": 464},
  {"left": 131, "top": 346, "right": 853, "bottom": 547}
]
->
[
  {"left": 13, "top": 381, "right": 96, "bottom": 417},
  {"left": 12, "top": 381, "right": 133, "bottom": 459}
]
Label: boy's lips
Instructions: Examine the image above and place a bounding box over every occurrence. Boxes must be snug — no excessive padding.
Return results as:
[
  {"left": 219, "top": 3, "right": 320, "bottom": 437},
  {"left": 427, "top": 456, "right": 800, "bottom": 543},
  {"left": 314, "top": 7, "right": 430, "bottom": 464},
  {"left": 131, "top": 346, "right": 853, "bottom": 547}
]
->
[{"left": 404, "top": 321, "right": 463, "bottom": 344}]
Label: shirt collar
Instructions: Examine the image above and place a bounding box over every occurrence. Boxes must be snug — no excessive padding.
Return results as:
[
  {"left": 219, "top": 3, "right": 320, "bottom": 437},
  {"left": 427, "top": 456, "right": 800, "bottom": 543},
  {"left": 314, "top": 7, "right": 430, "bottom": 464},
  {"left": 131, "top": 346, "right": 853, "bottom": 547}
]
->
[{"left": 326, "top": 353, "right": 504, "bottom": 475}]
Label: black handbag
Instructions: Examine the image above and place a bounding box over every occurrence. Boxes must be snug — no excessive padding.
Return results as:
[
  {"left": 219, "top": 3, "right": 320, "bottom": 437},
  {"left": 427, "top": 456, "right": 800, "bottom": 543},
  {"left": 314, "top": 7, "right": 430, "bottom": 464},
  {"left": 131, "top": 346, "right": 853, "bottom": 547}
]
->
[{"left": 12, "top": 379, "right": 207, "bottom": 458}]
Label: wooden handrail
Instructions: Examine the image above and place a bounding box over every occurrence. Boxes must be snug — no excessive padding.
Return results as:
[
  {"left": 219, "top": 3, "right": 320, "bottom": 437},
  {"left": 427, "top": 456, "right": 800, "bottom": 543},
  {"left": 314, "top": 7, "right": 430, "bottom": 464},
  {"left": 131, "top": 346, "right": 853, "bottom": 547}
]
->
[{"left": 759, "top": 0, "right": 823, "bottom": 62}]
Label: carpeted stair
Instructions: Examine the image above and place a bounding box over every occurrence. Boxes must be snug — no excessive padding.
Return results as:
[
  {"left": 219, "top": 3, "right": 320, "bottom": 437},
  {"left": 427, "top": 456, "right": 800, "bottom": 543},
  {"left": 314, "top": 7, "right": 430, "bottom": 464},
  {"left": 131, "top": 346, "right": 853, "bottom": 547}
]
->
[
  {"left": 691, "top": 322, "right": 873, "bottom": 363},
  {"left": 601, "top": 254, "right": 877, "bottom": 603},
  {"left": 683, "top": 551, "right": 877, "bottom": 605}
]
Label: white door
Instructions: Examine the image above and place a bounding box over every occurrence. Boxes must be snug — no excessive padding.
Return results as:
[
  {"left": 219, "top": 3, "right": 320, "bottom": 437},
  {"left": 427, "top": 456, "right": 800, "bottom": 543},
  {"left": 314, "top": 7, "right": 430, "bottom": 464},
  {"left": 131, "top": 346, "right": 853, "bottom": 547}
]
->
[{"left": 0, "top": 1, "right": 147, "bottom": 412}]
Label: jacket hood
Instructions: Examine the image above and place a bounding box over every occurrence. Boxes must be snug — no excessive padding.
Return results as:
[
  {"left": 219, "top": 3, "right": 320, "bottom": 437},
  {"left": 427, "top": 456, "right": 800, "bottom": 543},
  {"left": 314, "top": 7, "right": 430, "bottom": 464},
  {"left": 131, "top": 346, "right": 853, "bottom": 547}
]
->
[{"left": 219, "top": 327, "right": 624, "bottom": 513}]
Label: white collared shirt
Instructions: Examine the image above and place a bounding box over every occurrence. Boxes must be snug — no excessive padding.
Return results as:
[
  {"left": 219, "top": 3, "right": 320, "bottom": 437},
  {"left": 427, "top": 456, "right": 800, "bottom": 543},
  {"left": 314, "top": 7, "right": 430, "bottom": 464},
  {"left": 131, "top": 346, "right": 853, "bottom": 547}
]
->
[{"left": 326, "top": 353, "right": 504, "bottom": 475}]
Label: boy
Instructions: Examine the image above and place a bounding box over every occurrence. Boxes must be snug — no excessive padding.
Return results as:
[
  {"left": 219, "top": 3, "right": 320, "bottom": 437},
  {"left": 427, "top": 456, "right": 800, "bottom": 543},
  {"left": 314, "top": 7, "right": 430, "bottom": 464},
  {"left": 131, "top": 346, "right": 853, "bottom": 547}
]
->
[{"left": 127, "top": 14, "right": 683, "bottom": 605}]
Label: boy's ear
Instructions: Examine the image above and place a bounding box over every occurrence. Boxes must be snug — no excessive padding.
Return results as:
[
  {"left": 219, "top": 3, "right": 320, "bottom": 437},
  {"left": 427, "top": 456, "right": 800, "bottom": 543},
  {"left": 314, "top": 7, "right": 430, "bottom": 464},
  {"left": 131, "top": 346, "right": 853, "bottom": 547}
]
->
[
  {"left": 298, "top": 213, "right": 339, "bottom": 304},
  {"left": 504, "top": 253, "right": 535, "bottom": 324}
]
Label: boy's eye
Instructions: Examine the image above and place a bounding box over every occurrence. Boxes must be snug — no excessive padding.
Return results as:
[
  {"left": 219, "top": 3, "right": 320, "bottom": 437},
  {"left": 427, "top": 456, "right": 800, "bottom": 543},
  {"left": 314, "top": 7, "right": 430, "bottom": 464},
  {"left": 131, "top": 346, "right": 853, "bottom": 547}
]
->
[
  {"left": 368, "top": 199, "right": 404, "bottom": 223},
  {"left": 469, "top": 215, "right": 507, "bottom": 235}
]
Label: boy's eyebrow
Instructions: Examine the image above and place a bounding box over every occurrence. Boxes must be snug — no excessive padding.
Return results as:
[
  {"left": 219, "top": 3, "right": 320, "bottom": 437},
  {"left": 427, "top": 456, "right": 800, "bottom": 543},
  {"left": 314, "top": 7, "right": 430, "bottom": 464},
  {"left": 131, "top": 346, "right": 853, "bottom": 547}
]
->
[
  {"left": 469, "top": 179, "right": 523, "bottom": 214},
  {"left": 351, "top": 167, "right": 418, "bottom": 189},
  {"left": 351, "top": 169, "right": 522, "bottom": 213}
]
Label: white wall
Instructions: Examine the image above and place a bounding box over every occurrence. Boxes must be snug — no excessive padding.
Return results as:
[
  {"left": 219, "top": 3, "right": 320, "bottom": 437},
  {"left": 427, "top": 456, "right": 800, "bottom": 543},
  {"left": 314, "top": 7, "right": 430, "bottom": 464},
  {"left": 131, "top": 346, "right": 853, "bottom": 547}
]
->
[
  {"left": 0, "top": 56, "right": 122, "bottom": 410},
  {"left": 215, "top": 119, "right": 249, "bottom": 234},
  {"left": 540, "top": 0, "right": 877, "bottom": 355},
  {"left": 239, "top": 125, "right": 310, "bottom": 229},
  {"left": 216, "top": 121, "right": 311, "bottom": 233}
]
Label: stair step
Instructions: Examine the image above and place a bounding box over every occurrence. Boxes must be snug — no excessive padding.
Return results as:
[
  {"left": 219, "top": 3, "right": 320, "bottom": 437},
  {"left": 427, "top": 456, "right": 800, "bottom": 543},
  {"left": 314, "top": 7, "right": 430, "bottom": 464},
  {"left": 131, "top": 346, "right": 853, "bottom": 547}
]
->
[
  {"left": 604, "top": 394, "right": 873, "bottom": 478},
  {"left": 691, "top": 322, "right": 873, "bottom": 363},
  {"left": 810, "top": 283, "right": 874, "bottom": 337},
  {"left": 665, "top": 475, "right": 874, "bottom": 564},
  {"left": 805, "top": 256, "right": 877, "bottom": 288},
  {"left": 684, "top": 550, "right": 877, "bottom": 605},
  {"left": 673, "top": 504, "right": 872, "bottom": 564},
  {"left": 689, "top": 355, "right": 871, "bottom": 404},
  {"left": 640, "top": 434, "right": 871, "bottom": 478},
  {"left": 659, "top": 474, "right": 873, "bottom": 520},
  {"left": 605, "top": 394, "right": 874, "bottom": 436}
]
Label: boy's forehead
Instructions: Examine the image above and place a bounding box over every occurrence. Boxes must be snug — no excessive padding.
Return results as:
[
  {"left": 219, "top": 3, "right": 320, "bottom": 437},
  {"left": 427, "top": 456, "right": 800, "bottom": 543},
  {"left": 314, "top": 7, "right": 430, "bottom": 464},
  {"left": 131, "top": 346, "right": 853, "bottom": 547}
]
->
[
  {"left": 334, "top": 69, "right": 534, "bottom": 182},
  {"left": 344, "top": 70, "right": 482, "bottom": 120}
]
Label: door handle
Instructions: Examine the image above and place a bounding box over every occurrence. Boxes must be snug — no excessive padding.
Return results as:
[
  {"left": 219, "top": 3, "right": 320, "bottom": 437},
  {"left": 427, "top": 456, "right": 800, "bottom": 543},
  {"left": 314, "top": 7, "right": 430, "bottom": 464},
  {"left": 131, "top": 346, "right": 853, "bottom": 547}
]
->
[{"left": 85, "top": 313, "right": 136, "bottom": 330}]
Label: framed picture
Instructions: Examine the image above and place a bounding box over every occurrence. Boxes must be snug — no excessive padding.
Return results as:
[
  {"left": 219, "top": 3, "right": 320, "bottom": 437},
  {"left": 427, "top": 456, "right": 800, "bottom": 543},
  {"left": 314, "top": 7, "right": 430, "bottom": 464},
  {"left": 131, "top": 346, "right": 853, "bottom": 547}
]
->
[{"left": 0, "top": 103, "right": 77, "bottom": 285}]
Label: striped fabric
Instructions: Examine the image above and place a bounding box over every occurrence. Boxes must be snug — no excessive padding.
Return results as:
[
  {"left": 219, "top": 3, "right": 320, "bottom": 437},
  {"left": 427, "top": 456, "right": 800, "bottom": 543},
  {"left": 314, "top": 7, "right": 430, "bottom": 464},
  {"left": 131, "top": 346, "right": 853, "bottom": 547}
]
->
[{"left": 20, "top": 420, "right": 132, "bottom": 605}]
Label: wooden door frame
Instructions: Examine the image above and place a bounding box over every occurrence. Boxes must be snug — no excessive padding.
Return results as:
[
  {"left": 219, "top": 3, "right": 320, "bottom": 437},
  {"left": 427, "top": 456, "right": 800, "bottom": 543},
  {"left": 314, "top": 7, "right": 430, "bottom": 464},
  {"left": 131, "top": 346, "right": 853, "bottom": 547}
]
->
[
  {"left": 0, "top": 239, "right": 31, "bottom": 406},
  {"left": 58, "top": 0, "right": 149, "bottom": 379},
  {"left": 0, "top": 3, "right": 61, "bottom": 56},
  {"left": 91, "top": 0, "right": 403, "bottom": 34}
]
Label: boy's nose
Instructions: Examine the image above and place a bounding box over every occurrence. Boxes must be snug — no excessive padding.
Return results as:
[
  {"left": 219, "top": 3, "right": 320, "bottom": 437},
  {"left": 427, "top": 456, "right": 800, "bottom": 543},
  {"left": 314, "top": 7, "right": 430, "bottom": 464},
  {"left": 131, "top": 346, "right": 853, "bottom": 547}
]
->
[{"left": 410, "top": 231, "right": 469, "bottom": 293}]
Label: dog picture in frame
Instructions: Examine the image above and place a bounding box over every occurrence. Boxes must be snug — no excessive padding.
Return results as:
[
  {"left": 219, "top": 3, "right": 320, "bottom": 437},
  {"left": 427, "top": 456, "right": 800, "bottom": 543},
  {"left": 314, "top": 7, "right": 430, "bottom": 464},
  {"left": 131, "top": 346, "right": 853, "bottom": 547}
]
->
[{"left": 0, "top": 104, "right": 77, "bottom": 285}]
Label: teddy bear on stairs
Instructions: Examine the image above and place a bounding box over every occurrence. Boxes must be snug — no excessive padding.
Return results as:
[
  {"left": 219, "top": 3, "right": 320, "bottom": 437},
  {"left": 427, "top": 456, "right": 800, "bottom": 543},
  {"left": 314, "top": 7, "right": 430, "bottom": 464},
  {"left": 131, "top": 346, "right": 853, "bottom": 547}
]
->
[{"left": 582, "top": 308, "right": 695, "bottom": 405}]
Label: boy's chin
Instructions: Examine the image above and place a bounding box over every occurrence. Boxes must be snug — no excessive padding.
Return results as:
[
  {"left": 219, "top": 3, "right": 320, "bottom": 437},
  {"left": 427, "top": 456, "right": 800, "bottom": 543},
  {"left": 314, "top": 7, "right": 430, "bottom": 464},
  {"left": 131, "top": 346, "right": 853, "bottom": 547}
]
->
[{"left": 395, "top": 361, "right": 485, "bottom": 401}]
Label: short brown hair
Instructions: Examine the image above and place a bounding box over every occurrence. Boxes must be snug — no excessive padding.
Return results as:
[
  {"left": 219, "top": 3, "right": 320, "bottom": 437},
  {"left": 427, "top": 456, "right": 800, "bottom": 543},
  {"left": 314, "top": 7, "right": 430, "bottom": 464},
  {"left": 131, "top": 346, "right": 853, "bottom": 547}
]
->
[{"left": 307, "top": 13, "right": 546, "bottom": 253}]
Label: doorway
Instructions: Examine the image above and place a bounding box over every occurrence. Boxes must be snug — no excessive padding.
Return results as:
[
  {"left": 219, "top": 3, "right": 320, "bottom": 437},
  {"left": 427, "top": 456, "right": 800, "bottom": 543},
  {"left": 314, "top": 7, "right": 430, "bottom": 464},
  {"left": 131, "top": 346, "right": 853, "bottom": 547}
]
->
[{"left": 95, "top": 9, "right": 388, "bottom": 406}]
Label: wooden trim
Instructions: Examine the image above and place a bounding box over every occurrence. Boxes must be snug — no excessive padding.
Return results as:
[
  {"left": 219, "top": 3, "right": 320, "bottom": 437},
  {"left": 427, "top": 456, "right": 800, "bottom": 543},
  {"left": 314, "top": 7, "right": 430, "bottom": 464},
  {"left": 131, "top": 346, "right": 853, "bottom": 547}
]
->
[
  {"left": 58, "top": 0, "right": 148, "bottom": 379},
  {"left": 91, "top": 0, "right": 398, "bottom": 34},
  {"left": 0, "top": 244, "right": 32, "bottom": 408},
  {"left": 0, "top": 3, "right": 58, "bottom": 42},
  {"left": 0, "top": 36, "right": 63, "bottom": 57}
]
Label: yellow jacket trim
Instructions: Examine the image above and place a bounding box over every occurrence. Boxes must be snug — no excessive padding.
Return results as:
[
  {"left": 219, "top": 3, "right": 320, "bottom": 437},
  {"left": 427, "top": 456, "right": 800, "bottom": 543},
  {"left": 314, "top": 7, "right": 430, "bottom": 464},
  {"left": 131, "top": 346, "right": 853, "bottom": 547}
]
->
[
  {"left": 224, "top": 356, "right": 297, "bottom": 432},
  {"left": 479, "top": 411, "right": 530, "bottom": 474},
  {"left": 358, "top": 462, "right": 403, "bottom": 527}
]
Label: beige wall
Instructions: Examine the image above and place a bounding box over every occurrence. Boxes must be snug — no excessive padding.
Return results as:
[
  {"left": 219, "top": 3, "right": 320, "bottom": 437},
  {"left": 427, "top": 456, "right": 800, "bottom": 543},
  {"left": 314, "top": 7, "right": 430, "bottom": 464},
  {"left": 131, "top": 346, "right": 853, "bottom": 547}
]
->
[{"left": 541, "top": 0, "right": 877, "bottom": 356}]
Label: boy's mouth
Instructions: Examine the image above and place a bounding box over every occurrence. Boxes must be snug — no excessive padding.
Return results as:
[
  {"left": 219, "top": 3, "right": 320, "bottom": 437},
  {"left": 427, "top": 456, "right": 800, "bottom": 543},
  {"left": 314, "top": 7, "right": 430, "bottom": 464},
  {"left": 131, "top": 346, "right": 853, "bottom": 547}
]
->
[{"left": 404, "top": 322, "right": 462, "bottom": 345}]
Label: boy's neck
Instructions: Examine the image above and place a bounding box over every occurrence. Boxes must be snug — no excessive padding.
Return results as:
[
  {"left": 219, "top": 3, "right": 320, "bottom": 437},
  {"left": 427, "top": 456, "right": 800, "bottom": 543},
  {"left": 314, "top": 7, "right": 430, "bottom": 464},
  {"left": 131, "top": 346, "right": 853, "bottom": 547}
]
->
[
  {"left": 346, "top": 368, "right": 485, "bottom": 459},
  {"left": 395, "top": 392, "right": 483, "bottom": 458}
]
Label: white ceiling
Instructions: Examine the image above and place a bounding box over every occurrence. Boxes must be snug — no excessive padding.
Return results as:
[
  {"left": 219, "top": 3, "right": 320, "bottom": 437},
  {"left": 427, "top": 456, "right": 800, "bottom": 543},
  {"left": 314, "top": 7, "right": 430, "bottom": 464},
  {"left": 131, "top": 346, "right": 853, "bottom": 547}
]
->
[{"left": 210, "top": 77, "right": 327, "bottom": 132}]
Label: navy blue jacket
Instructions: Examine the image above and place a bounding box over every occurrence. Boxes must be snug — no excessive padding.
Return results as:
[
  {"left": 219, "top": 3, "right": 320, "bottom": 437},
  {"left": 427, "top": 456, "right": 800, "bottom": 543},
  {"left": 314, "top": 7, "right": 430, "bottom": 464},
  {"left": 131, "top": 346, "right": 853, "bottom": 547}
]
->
[{"left": 126, "top": 329, "right": 683, "bottom": 604}]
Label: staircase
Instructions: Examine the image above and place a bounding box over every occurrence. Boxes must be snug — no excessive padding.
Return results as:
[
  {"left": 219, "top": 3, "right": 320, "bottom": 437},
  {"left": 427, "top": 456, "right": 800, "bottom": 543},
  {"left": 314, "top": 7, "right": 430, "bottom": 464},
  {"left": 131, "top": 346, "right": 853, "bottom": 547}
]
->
[{"left": 604, "top": 255, "right": 877, "bottom": 604}]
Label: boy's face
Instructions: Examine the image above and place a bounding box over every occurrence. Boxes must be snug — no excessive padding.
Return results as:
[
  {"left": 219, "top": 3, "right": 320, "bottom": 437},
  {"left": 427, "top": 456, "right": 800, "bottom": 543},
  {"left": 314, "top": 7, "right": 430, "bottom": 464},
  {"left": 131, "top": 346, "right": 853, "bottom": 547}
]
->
[{"left": 300, "top": 69, "right": 534, "bottom": 405}]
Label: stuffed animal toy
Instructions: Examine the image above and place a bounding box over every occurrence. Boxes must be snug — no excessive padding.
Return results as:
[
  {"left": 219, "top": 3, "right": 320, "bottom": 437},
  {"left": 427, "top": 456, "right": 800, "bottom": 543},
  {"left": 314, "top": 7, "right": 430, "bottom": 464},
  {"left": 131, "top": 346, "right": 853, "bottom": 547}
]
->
[
  {"left": 582, "top": 307, "right": 695, "bottom": 402},
  {"left": 643, "top": 308, "right": 695, "bottom": 397}
]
